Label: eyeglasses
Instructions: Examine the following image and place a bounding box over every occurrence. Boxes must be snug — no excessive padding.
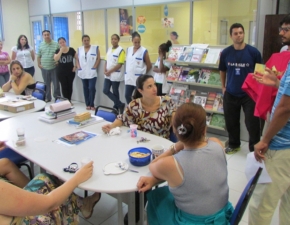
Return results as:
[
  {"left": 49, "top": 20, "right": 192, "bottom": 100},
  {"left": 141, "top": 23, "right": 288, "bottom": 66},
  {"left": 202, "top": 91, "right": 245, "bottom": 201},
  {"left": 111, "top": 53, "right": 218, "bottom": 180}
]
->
[{"left": 279, "top": 26, "right": 290, "bottom": 33}]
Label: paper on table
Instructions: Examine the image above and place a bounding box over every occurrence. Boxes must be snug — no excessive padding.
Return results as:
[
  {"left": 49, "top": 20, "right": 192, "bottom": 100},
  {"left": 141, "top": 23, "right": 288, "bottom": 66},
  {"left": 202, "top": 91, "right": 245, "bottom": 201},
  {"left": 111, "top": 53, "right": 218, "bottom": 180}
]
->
[
  {"left": 50, "top": 100, "right": 71, "bottom": 112},
  {"left": 245, "top": 152, "right": 272, "bottom": 184}
]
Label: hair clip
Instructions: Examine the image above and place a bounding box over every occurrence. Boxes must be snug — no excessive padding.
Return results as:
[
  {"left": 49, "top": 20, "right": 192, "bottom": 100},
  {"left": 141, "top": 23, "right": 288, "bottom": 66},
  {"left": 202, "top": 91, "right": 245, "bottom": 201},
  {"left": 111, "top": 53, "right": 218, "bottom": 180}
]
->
[
  {"left": 177, "top": 124, "right": 187, "bottom": 135},
  {"left": 63, "top": 162, "right": 78, "bottom": 173},
  {"left": 137, "top": 137, "right": 150, "bottom": 144}
]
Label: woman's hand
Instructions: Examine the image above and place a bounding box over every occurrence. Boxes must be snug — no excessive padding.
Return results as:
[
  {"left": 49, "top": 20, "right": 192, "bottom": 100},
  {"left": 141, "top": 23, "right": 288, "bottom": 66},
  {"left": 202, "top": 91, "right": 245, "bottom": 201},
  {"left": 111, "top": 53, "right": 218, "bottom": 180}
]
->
[
  {"left": 10, "top": 75, "right": 17, "bottom": 81},
  {"left": 102, "top": 124, "right": 112, "bottom": 133},
  {"left": 72, "top": 161, "right": 94, "bottom": 185},
  {"left": 253, "top": 68, "right": 279, "bottom": 87},
  {"left": 0, "top": 141, "right": 6, "bottom": 151},
  {"left": 137, "top": 176, "right": 158, "bottom": 192}
]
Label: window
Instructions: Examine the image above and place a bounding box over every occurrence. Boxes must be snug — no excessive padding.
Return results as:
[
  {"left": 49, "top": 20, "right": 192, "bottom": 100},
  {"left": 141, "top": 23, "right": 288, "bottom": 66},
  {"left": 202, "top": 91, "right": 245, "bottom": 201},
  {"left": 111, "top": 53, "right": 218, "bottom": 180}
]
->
[
  {"left": 32, "top": 21, "right": 42, "bottom": 54},
  {"left": 0, "top": 0, "right": 4, "bottom": 41},
  {"left": 53, "top": 17, "right": 69, "bottom": 45},
  {"left": 76, "top": 12, "right": 82, "bottom": 31}
]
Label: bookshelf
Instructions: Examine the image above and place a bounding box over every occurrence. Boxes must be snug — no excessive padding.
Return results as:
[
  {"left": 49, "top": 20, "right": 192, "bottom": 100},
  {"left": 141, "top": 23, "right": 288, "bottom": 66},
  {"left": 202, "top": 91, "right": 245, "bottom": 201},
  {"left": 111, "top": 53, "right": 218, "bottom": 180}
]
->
[{"left": 167, "top": 44, "right": 227, "bottom": 133}]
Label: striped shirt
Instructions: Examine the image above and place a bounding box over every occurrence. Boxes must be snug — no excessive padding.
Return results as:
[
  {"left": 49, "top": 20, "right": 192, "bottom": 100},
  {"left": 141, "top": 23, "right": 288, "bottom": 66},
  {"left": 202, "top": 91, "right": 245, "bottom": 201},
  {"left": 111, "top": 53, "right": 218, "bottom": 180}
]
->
[
  {"left": 269, "top": 62, "right": 290, "bottom": 150},
  {"left": 37, "top": 40, "right": 59, "bottom": 70}
]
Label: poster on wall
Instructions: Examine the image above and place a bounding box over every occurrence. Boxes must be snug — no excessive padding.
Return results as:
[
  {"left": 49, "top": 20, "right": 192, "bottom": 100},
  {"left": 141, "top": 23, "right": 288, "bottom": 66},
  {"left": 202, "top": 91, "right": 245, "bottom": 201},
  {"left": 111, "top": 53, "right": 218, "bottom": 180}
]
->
[
  {"left": 119, "top": 9, "right": 133, "bottom": 36},
  {"left": 162, "top": 18, "right": 174, "bottom": 28}
]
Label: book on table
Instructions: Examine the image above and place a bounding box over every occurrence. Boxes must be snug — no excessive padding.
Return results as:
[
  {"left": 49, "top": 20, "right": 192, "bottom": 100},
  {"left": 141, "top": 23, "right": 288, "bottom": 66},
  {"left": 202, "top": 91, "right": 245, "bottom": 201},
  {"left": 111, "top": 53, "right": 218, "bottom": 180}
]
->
[
  {"left": 167, "top": 46, "right": 184, "bottom": 61},
  {"left": 39, "top": 110, "right": 76, "bottom": 124},
  {"left": 59, "top": 131, "right": 96, "bottom": 145},
  {"left": 67, "top": 115, "right": 104, "bottom": 128},
  {"left": 178, "top": 46, "right": 194, "bottom": 62},
  {"left": 191, "top": 48, "right": 206, "bottom": 63},
  {"left": 193, "top": 91, "right": 208, "bottom": 108}
]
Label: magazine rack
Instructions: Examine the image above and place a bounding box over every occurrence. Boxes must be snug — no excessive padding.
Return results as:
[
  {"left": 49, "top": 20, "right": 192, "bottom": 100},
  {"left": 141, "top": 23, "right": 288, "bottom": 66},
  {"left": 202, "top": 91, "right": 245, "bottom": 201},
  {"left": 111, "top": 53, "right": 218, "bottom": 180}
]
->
[{"left": 166, "top": 44, "right": 226, "bottom": 133}]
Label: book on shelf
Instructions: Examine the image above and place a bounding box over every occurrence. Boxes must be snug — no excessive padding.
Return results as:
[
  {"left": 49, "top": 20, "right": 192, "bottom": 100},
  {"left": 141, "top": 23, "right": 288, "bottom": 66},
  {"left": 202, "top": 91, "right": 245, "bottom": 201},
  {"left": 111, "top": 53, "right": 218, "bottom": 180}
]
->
[
  {"left": 204, "top": 48, "right": 222, "bottom": 64},
  {"left": 217, "top": 95, "right": 224, "bottom": 113},
  {"left": 169, "top": 84, "right": 188, "bottom": 106},
  {"left": 59, "top": 131, "right": 96, "bottom": 145},
  {"left": 204, "top": 92, "right": 217, "bottom": 110},
  {"left": 186, "top": 90, "right": 196, "bottom": 103},
  {"left": 198, "top": 69, "right": 211, "bottom": 84},
  {"left": 178, "top": 67, "right": 190, "bottom": 81},
  {"left": 210, "top": 113, "right": 225, "bottom": 129},
  {"left": 186, "top": 69, "right": 201, "bottom": 83},
  {"left": 213, "top": 93, "right": 222, "bottom": 111},
  {"left": 193, "top": 91, "right": 208, "bottom": 108},
  {"left": 206, "top": 112, "right": 213, "bottom": 125},
  {"left": 167, "top": 46, "right": 184, "bottom": 61},
  {"left": 207, "top": 70, "right": 222, "bottom": 86},
  {"left": 167, "top": 66, "right": 183, "bottom": 81},
  {"left": 178, "top": 46, "right": 194, "bottom": 62},
  {"left": 200, "top": 48, "right": 209, "bottom": 63},
  {"left": 191, "top": 48, "right": 206, "bottom": 63}
]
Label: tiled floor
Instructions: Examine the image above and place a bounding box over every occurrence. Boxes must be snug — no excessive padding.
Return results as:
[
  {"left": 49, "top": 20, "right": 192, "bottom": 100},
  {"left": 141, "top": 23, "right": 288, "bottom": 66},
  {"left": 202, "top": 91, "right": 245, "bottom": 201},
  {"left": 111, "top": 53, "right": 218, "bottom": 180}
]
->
[{"left": 21, "top": 100, "right": 280, "bottom": 225}]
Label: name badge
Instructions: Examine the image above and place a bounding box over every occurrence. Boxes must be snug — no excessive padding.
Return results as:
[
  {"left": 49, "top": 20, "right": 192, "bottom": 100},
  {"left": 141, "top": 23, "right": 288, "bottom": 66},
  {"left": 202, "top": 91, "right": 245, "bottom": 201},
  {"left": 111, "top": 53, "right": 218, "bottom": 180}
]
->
[{"left": 235, "top": 68, "right": 241, "bottom": 75}]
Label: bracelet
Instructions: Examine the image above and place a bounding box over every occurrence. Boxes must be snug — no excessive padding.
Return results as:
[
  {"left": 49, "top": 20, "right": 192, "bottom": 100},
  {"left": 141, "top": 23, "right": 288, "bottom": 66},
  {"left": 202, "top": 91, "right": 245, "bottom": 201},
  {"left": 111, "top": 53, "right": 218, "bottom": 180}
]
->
[{"left": 169, "top": 144, "right": 176, "bottom": 155}]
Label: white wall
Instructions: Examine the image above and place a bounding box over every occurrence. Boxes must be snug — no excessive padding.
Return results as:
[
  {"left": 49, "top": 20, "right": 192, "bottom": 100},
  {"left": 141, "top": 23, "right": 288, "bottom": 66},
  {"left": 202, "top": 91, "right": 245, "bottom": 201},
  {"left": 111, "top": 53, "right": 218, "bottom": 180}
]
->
[{"left": 1, "top": 0, "right": 31, "bottom": 53}]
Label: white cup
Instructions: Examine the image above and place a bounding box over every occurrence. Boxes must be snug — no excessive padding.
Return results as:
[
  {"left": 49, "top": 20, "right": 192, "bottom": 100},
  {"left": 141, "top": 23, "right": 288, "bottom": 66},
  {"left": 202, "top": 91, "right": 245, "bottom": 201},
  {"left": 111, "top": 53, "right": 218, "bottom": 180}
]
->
[
  {"left": 152, "top": 145, "right": 164, "bottom": 159},
  {"left": 81, "top": 157, "right": 92, "bottom": 167},
  {"left": 16, "top": 128, "right": 25, "bottom": 140}
]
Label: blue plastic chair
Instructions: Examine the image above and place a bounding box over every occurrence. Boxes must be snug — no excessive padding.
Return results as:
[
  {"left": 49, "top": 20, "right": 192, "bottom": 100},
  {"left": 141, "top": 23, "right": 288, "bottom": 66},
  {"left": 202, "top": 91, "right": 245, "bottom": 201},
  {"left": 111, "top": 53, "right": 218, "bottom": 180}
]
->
[
  {"left": 230, "top": 167, "right": 263, "bottom": 225},
  {"left": 95, "top": 105, "right": 118, "bottom": 122},
  {"left": 169, "top": 128, "right": 178, "bottom": 143},
  {"left": 35, "top": 81, "right": 46, "bottom": 92},
  {"left": 0, "top": 147, "right": 33, "bottom": 180},
  {"left": 32, "top": 88, "right": 46, "bottom": 101}
]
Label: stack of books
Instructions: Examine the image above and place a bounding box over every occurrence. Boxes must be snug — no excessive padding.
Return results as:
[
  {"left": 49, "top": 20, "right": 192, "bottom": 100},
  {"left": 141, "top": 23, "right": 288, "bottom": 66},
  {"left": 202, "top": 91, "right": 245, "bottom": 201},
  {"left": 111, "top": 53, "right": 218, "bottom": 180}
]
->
[
  {"left": 67, "top": 115, "right": 104, "bottom": 128},
  {"left": 39, "top": 107, "right": 76, "bottom": 124}
]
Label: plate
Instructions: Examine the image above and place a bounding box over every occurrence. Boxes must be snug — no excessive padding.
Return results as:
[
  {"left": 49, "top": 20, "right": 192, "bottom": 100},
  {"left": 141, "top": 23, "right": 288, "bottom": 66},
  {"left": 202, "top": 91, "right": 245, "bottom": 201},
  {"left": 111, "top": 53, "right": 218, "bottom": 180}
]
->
[{"left": 103, "top": 162, "right": 129, "bottom": 175}]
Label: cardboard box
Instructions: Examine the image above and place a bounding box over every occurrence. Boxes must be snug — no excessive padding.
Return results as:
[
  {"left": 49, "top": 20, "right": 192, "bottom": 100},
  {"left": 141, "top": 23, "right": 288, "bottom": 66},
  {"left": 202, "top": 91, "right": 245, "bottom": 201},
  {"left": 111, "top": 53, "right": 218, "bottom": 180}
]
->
[{"left": 0, "top": 100, "right": 35, "bottom": 113}]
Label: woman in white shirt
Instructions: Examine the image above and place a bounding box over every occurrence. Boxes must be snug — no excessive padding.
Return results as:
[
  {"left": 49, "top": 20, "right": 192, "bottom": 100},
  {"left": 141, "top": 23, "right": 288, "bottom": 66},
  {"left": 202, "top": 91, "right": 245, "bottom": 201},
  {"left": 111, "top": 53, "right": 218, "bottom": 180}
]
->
[
  {"left": 76, "top": 35, "right": 101, "bottom": 111},
  {"left": 153, "top": 40, "right": 172, "bottom": 96},
  {"left": 125, "top": 31, "right": 152, "bottom": 104},
  {"left": 11, "top": 35, "right": 35, "bottom": 77},
  {"left": 103, "top": 34, "right": 125, "bottom": 113}
]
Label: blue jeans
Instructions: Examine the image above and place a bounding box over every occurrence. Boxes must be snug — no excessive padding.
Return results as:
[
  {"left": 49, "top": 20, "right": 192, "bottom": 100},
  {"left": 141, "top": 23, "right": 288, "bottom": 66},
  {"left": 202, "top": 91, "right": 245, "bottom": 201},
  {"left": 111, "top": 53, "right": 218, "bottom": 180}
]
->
[
  {"left": 103, "top": 79, "right": 123, "bottom": 109},
  {"left": 81, "top": 77, "right": 97, "bottom": 107},
  {"left": 125, "top": 84, "right": 136, "bottom": 104},
  {"left": 0, "top": 72, "right": 9, "bottom": 88},
  {"left": 24, "top": 66, "right": 35, "bottom": 77}
]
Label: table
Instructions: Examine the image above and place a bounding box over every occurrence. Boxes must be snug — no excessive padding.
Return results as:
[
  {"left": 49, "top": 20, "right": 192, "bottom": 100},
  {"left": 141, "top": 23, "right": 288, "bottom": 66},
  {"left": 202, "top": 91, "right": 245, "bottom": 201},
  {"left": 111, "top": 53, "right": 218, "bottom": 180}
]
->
[
  {"left": 0, "top": 112, "right": 172, "bottom": 225},
  {"left": 0, "top": 92, "right": 46, "bottom": 121}
]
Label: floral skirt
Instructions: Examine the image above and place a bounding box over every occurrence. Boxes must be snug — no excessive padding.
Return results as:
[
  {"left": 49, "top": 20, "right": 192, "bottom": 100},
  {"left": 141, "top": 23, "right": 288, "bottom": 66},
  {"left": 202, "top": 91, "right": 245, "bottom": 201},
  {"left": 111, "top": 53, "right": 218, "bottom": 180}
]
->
[{"left": 10, "top": 173, "right": 83, "bottom": 225}]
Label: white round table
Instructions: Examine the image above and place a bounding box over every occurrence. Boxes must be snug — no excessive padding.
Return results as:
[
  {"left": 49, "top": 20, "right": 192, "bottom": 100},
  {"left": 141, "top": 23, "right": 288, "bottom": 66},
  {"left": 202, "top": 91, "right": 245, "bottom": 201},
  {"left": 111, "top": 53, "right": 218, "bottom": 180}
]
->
[
  {"left": 0, "top": 92, "right": 46, "bottom": 120},
  {"left": 0, "top": 112, "right": 172, "bottom": 225}
]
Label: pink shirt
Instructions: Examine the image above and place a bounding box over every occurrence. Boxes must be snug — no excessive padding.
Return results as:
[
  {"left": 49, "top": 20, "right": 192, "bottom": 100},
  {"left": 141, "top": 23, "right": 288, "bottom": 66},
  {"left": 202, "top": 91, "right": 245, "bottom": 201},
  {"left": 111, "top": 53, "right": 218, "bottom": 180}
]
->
[{"left": 0, "top": 51, "right": 9, "bottom": 73}]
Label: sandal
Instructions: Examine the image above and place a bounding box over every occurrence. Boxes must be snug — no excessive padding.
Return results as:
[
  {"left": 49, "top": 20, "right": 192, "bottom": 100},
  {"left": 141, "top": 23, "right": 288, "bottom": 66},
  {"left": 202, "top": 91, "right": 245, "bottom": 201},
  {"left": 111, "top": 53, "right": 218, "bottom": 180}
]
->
[
  {"left": 81, "top": 193, "right": 101, "bottom": 219},
  {"left": 86, "top": 106, "right": 91, "bottom": 110},
  {"left": 90, "top": 107, "right": 96, "bottom": 111}
]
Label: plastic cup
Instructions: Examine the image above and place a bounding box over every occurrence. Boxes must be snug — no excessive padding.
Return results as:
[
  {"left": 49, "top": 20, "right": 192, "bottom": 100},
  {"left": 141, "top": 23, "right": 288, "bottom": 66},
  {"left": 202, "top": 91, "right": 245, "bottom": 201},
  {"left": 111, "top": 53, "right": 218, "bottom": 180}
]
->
[
  {"left": 81, "top": 157, "right": 92, "bottom": 167},
  {"left": 130, "top": 124, "right": 138, "bottom": 138},
  {"left": 16, "top": 128, "right": 25, "bottom": 140},
  {"left": 152, "top": 145, "right": 164, "bottom": 159}
]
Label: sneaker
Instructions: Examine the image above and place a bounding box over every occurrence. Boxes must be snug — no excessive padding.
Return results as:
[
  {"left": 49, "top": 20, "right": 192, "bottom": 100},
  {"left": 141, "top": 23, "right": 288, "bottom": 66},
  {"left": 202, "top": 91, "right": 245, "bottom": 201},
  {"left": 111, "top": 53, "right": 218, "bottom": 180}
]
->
[
  {"left": 81, "top": 193, "right": 101, "bottom": 219},
  {"left": 225, "top": 147, "right": 240, "bottom": 155}
]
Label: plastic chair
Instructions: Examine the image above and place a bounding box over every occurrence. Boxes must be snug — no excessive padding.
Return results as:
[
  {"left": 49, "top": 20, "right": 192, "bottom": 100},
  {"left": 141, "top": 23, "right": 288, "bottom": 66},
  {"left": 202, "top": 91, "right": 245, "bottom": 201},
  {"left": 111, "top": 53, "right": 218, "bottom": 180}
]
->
[
  {"left": 95, "top": 105, "right": 118, "bottom": 122},
  {"left": 169, "top": 127, "right": 178, "bottom": 143},
  {"left": 0, "top": 147, "right": 33, "bottom": 180},
  {"left": 35, "top": 81, "right": 46, "bottom": 92},
  {"left": 230, "top": 167, "right": 263, "bottom": 225},
  {"left": 32, "top": 88, "right": 46, "bottom": 101}
]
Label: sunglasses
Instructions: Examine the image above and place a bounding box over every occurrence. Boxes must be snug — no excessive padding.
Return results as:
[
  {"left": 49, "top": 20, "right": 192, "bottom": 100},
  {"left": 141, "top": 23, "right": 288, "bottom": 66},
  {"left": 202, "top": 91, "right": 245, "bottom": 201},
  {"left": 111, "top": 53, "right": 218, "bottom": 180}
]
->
[{"left": 279, "top": 26, "right": 290, "bottom": 33}]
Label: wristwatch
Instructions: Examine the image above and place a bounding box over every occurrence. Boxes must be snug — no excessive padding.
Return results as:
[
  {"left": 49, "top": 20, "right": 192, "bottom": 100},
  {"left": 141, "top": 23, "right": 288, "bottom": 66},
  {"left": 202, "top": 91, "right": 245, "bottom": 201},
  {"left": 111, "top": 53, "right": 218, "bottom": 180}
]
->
[{"left": 10, "top": 80, "right": 15, "bottom": 84}]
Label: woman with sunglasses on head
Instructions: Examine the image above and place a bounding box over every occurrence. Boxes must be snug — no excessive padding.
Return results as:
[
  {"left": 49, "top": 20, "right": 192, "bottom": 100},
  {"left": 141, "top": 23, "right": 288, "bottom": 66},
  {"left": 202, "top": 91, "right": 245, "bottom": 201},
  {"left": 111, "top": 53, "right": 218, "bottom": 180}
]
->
[
  {"left": 76, "top": 35, "right": 100, "bottom": 111},
  {"left": 137, "top": 103, "right": 233, "bottom": 225},
  {"left": 103, "top": 34, "right": 126, "bottom": 113},
  {"left": 124, "top": 31, "right": 152, "bottom": 104},
  {"left": 11, "top": 35, "right": 35, "bottom": 77},
  {"left": 54, "top": 37, "right": 77, "bottom": 103},
  {"left": 0, "top": 41, "right": 11, "bottom": 88}
]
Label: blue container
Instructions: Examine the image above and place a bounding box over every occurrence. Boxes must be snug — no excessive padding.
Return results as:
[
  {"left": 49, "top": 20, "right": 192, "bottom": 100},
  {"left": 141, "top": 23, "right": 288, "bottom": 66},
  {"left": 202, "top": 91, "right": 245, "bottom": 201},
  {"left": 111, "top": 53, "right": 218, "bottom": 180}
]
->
[{"left": 128, "top": 147, "right": 152, "bottom": 166}]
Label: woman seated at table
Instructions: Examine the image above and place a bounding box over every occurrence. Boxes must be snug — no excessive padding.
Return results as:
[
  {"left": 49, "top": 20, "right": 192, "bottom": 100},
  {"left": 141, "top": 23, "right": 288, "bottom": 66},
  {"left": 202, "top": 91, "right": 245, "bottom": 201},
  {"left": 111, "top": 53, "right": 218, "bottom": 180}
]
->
[
  {"left": 137, "top": 103, "right": 233, "bottom": 225},
  {"left": 102, "top": 74, "right": 176, "bottom": 139},
  {"left": 0, "top": 142, "right": 101, "bottom": 225},
  {"left": 2, "top": 60, "right": 35, "bottom": 95}
]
